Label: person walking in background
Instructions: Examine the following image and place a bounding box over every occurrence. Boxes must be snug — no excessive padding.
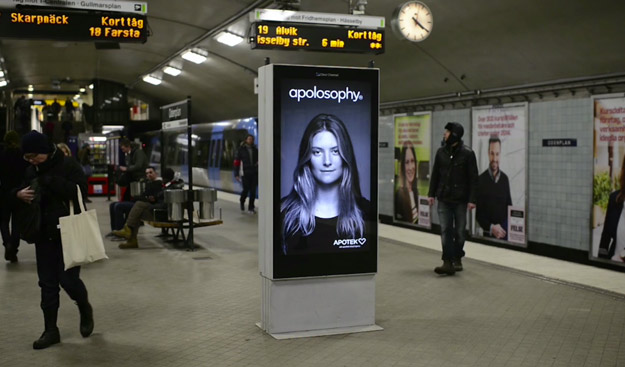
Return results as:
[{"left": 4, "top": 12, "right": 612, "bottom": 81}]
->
[
  {"left": 57, "top": 143, "right": 72, "bottom": 158},
  {"left": 13, "top": 130, "right": 94, "bottom": 349},
  {"left": 0, "top": 131, "right": 29, "bottom": 262},
  {"left": 77, "top": 144, "right": 92, "bottom": 203},
  {"left": 234, "top": 134, "right": 258, "bottom": 214},
  {"left": 428, "top": 122, "right": 478, "bottom": 275},
  {"left": 119, "top": 138, "right": 148, "bottom": 201}
]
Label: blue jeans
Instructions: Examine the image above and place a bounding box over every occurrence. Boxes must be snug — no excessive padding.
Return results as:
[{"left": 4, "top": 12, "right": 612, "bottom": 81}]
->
[
  {"left": 437, "top": 201, "right": 468, "bottom": 261},
  {"left": 109, "top": 201, "right": 135, "bottom": 231}
]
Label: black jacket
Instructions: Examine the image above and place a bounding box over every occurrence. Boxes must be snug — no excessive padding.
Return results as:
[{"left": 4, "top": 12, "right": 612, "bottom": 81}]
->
[
  {"left": 136, "top": 179, "right": 163, "bottom": 203},
  {"left": 428, "top": 141, "right": 478, "bottom": 204},
  {"left": 598, "top": 191, "right": 623, "bottom": 259},
  {"left": 234, "top": 144, "right": 258, "bottom": 177},
  {"left": 13, "top": 146, "right": 87, "bottom": 242}
]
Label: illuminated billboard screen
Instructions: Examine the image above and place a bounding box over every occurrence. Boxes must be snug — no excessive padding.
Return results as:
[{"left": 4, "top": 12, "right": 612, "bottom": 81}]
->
[{"left": 272, "top": 65, "right": 379, "bottom": 279}]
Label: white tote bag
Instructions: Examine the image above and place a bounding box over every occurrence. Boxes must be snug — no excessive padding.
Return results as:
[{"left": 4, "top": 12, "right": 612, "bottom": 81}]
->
[{"left": 59, "top": 185, "right": 108, "bottom": 270}]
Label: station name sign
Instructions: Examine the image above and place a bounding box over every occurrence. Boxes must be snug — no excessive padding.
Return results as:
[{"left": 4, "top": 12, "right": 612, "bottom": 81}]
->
[
  {"left": 251, "top": 22, "right": 384, "bottom": 54},
  {"left": 0, "top": 7, "right": 148, "bottom": 42},
  {"left": 161, "top": 99, "right": 189, "bottom": 130},
  {"left": 250, "top": 9, "right": 385, "bottom": 54}
]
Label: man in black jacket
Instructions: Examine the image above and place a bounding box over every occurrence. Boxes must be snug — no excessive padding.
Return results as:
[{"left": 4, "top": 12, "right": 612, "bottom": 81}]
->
[
  {"left": 234, "top": 134, "right": 258, "bottom": 213},
  {"left": 14, "top": 130, "right": 94, "bottom": 349},
  {"left": 428, "top": 122, "right": 478, "bottom": 275},
  {"left": 476, "top": 136, "right": 512, "bottom": 240}
]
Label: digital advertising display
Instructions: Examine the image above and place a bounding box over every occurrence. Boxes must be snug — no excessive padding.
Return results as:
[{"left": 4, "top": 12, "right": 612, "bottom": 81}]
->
[
  {"left": 591, "top": 95, "right": 625, "bottom": 266},
  {"left": 271, "top": 65, "right": 379, "bottom": 279},
  {"left": 471, "top": 103, "right": 528, "bottom": 246},
  {"left": 393, "top": 113, "right": 431, "bottom": 228}
]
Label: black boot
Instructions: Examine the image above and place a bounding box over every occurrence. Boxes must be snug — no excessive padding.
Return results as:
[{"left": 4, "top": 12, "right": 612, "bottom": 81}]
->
[
  {"left": 33, "top": 309, "right": 61, "bottom": 349},
  {"left": 77, "top": 301, "right": 94, "bottom": 337},
  {"left": 434, "top": 260, "right": 456, "bottom": 276},
  {"left": 453, "top": 258, "right": 463, "bottom": 272}
]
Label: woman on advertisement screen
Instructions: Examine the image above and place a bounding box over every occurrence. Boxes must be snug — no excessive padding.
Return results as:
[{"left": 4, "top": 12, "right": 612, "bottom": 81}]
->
[
  {"left": 598, "top": 158, "right": 625, "bottom": 262},
  {"left": 394, "top": 142, "right": 419, "bottom": 224},
  {"left": 281, "top": 113, "right": 370, "bottom": 255}
]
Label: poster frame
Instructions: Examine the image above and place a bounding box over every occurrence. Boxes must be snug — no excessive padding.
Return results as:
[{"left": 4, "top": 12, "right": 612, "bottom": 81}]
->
[{"left": 470, "top": 102, "right": 529, "bottom": 247}]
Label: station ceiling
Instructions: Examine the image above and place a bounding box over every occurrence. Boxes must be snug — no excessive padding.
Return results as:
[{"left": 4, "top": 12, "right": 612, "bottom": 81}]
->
[{"left": 2, "top": 0, "right": 624, "bottom": 122}]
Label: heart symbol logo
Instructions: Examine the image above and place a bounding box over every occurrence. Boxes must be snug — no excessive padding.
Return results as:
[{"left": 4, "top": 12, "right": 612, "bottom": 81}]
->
[{"left": 358, "top": 238, "right": 366, "bottom": 245}]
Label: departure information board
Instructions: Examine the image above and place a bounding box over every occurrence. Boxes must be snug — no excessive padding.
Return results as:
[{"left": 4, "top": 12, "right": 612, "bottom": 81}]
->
[
  {"left": 251, "top": 22, "right": 384, "bottom": 54},
  {"left": 0, "top": 7, "right": 148, "bottom": 42}
]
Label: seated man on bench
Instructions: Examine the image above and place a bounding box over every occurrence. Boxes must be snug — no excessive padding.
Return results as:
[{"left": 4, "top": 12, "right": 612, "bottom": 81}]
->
[{"left": 113, "top": 168, "right": 183, "bottom": 249}]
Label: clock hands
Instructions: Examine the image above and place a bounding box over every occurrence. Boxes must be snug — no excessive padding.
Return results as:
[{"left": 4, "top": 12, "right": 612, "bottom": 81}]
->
[{"left": 412, "top": 16, "right": 430, "bottom": 32}]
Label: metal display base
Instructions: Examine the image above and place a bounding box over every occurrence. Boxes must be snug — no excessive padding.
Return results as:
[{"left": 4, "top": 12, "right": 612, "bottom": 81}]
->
[{"left": 259, "top": 274, "right": 382, "bottom": 339}]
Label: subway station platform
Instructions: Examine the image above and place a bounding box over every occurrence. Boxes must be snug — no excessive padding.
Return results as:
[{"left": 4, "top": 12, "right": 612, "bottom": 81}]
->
[{"left": 1, "top": 193, "right": 625, "bottom": 367}]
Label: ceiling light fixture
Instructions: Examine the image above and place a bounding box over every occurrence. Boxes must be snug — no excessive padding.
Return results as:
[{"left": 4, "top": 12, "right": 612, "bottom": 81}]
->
[
  {"left": 181, "top": 49, "right": 208, "bottom": 64},
  {"left": 0, "top": 70, "right": 4, "bottom": 78},
  {"left": 79, "top": 87, "right": 86, "bottom": 93},
  {"left": 88, "top": 83, "right": 94, "bottom": 90},
  {"left": 142, "top": 74, "right": 162, "bottom": 85},
  {"left": 163, "top": 65, "right": 182, "bottom": 76},
  {"left": 28, "top": 85, "right": 34, "bottom": 92},
  {"left": 214, "top": 31, "right": 244, "bottom": 47},
  {"left": 0, "top": 79, "right": 8, "bottom": 87}
]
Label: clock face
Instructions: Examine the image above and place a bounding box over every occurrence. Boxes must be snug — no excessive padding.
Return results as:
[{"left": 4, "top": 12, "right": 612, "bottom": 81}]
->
[{"left": 392, "top": 1, "right": 433, "bottom": 42}]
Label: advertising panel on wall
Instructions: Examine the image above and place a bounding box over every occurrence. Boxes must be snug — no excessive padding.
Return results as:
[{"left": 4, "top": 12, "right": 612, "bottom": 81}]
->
[
  {"left": 393, "top": 113, "right": 431, "bottom": 228},
  {"left": 471, "top": 103, "right": 528, "bottom": 246},
  {"left": 591, "top": 94, "right": 625, "bottom": 266},
  {"left": 270, "top": 64, "right": 379, "bottom": 279}
]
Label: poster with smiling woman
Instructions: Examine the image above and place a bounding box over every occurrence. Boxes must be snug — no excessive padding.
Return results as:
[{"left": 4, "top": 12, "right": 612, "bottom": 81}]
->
[{"left": 393, "top": 113, "right": 432, "bottom": 228}]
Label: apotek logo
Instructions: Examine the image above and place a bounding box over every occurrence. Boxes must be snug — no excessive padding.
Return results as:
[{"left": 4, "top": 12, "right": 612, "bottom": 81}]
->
[
  {"left": 333, "top": 237, "right": 367, "bottom": 249},
  {"left": 289, "top": 86, "right": 364, "bottom": 104}
]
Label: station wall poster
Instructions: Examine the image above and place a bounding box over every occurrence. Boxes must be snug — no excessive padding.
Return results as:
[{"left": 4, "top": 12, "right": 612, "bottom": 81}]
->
[
  {"left": 471, "top": 103, "right": 528, "bottom": 247},
  {"left": 591, "top": 94, "right": 625, "bottom": 266},
  {"left": 393, "top": 112, "right": 432, "bottom": 228},
  {"left": 272, "top": 65, "right": 379, "bottom": 279}
]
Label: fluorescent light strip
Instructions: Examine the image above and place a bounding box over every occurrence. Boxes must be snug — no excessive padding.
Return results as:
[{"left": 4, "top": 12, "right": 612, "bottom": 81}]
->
[
  {"left": 181, "top": 50, "right": 207, "bottom": 64},
  {"left": 142, "top": 75, "right": 162, "bottom": 85},
  {"left": 163, "top": 66, "right": 182, "bottom": 76},
  {"left": 215, "top": 31, "right": 244, "bottom": 47}
]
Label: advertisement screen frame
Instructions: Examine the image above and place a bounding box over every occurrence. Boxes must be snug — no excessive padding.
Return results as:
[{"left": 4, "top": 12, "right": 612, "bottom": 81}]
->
[{"left": 271, "top": 64, "right": 379, "bottom": 279}]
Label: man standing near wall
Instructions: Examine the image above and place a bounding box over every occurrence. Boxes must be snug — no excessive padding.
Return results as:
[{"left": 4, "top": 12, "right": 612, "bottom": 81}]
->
[
  {"left": 428, "top": 122, "right": 478, "bottom": 275},
  {"left": 476, "top": 136, "right": 512, "bottom": 240}
]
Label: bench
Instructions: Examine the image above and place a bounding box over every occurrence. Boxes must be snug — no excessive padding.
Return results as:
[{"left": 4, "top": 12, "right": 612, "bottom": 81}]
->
[{"left": 143, "top": 208, "right": 223, "bottom": 250}]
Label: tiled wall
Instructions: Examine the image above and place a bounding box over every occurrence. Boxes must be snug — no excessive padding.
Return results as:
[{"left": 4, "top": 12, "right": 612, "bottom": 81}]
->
[
  {"left": 528, "top": 98, "right": 592, "bottom": 250},
  {"left": 380, "top": 97, "right": 594, "bottom": 252}
]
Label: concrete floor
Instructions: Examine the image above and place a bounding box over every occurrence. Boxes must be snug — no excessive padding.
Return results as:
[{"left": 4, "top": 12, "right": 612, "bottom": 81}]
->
[{"left": 1, "top": 195, "right": 624, "bottom": 367}]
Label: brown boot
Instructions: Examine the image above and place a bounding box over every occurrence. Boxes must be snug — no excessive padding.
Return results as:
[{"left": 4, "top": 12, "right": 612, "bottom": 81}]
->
[
  {"left": 112, "top": 225, "right": 132, "bottom": 239},
  {"left": 434, "top": 260, "right": 456, "bottom": 275},
  {"left": 119, "top": 226, "right": 139, "bottom": 249}
]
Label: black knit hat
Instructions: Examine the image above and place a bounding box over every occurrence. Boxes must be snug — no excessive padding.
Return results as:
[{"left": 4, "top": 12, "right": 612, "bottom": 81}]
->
[
  {"left": 21, "top": 130, "right": 50, "bottom": 154},
  {"left": 444, "top": 122, "right": 464, "bottom": 139}
]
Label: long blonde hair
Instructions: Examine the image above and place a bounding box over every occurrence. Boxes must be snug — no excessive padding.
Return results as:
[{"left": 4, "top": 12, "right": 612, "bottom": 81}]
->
[{"left": 281, "top": 114, "right": 365, "bottom": 254}]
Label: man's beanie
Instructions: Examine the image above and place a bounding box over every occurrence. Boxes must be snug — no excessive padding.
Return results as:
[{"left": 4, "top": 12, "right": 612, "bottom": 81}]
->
[
  {"left": 21, "top": 130, "right": 50, "bottom": 154},
  {"left": 444, "top": 122, "right": 464, "bottom": 139}
]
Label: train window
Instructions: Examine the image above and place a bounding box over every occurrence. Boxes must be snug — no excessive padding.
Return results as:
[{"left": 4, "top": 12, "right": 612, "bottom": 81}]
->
[
  {"left": 221, "top": 129, "right": 248, "bottom": 170},
  {"left": 196, "top": 139, "right": 211, "bottom": 168}
]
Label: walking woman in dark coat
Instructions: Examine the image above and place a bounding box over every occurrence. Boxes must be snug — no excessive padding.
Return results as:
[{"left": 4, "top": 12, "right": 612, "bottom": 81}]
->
[{"left": 13, "top": 130, "right": 94, "bottom": 349}]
